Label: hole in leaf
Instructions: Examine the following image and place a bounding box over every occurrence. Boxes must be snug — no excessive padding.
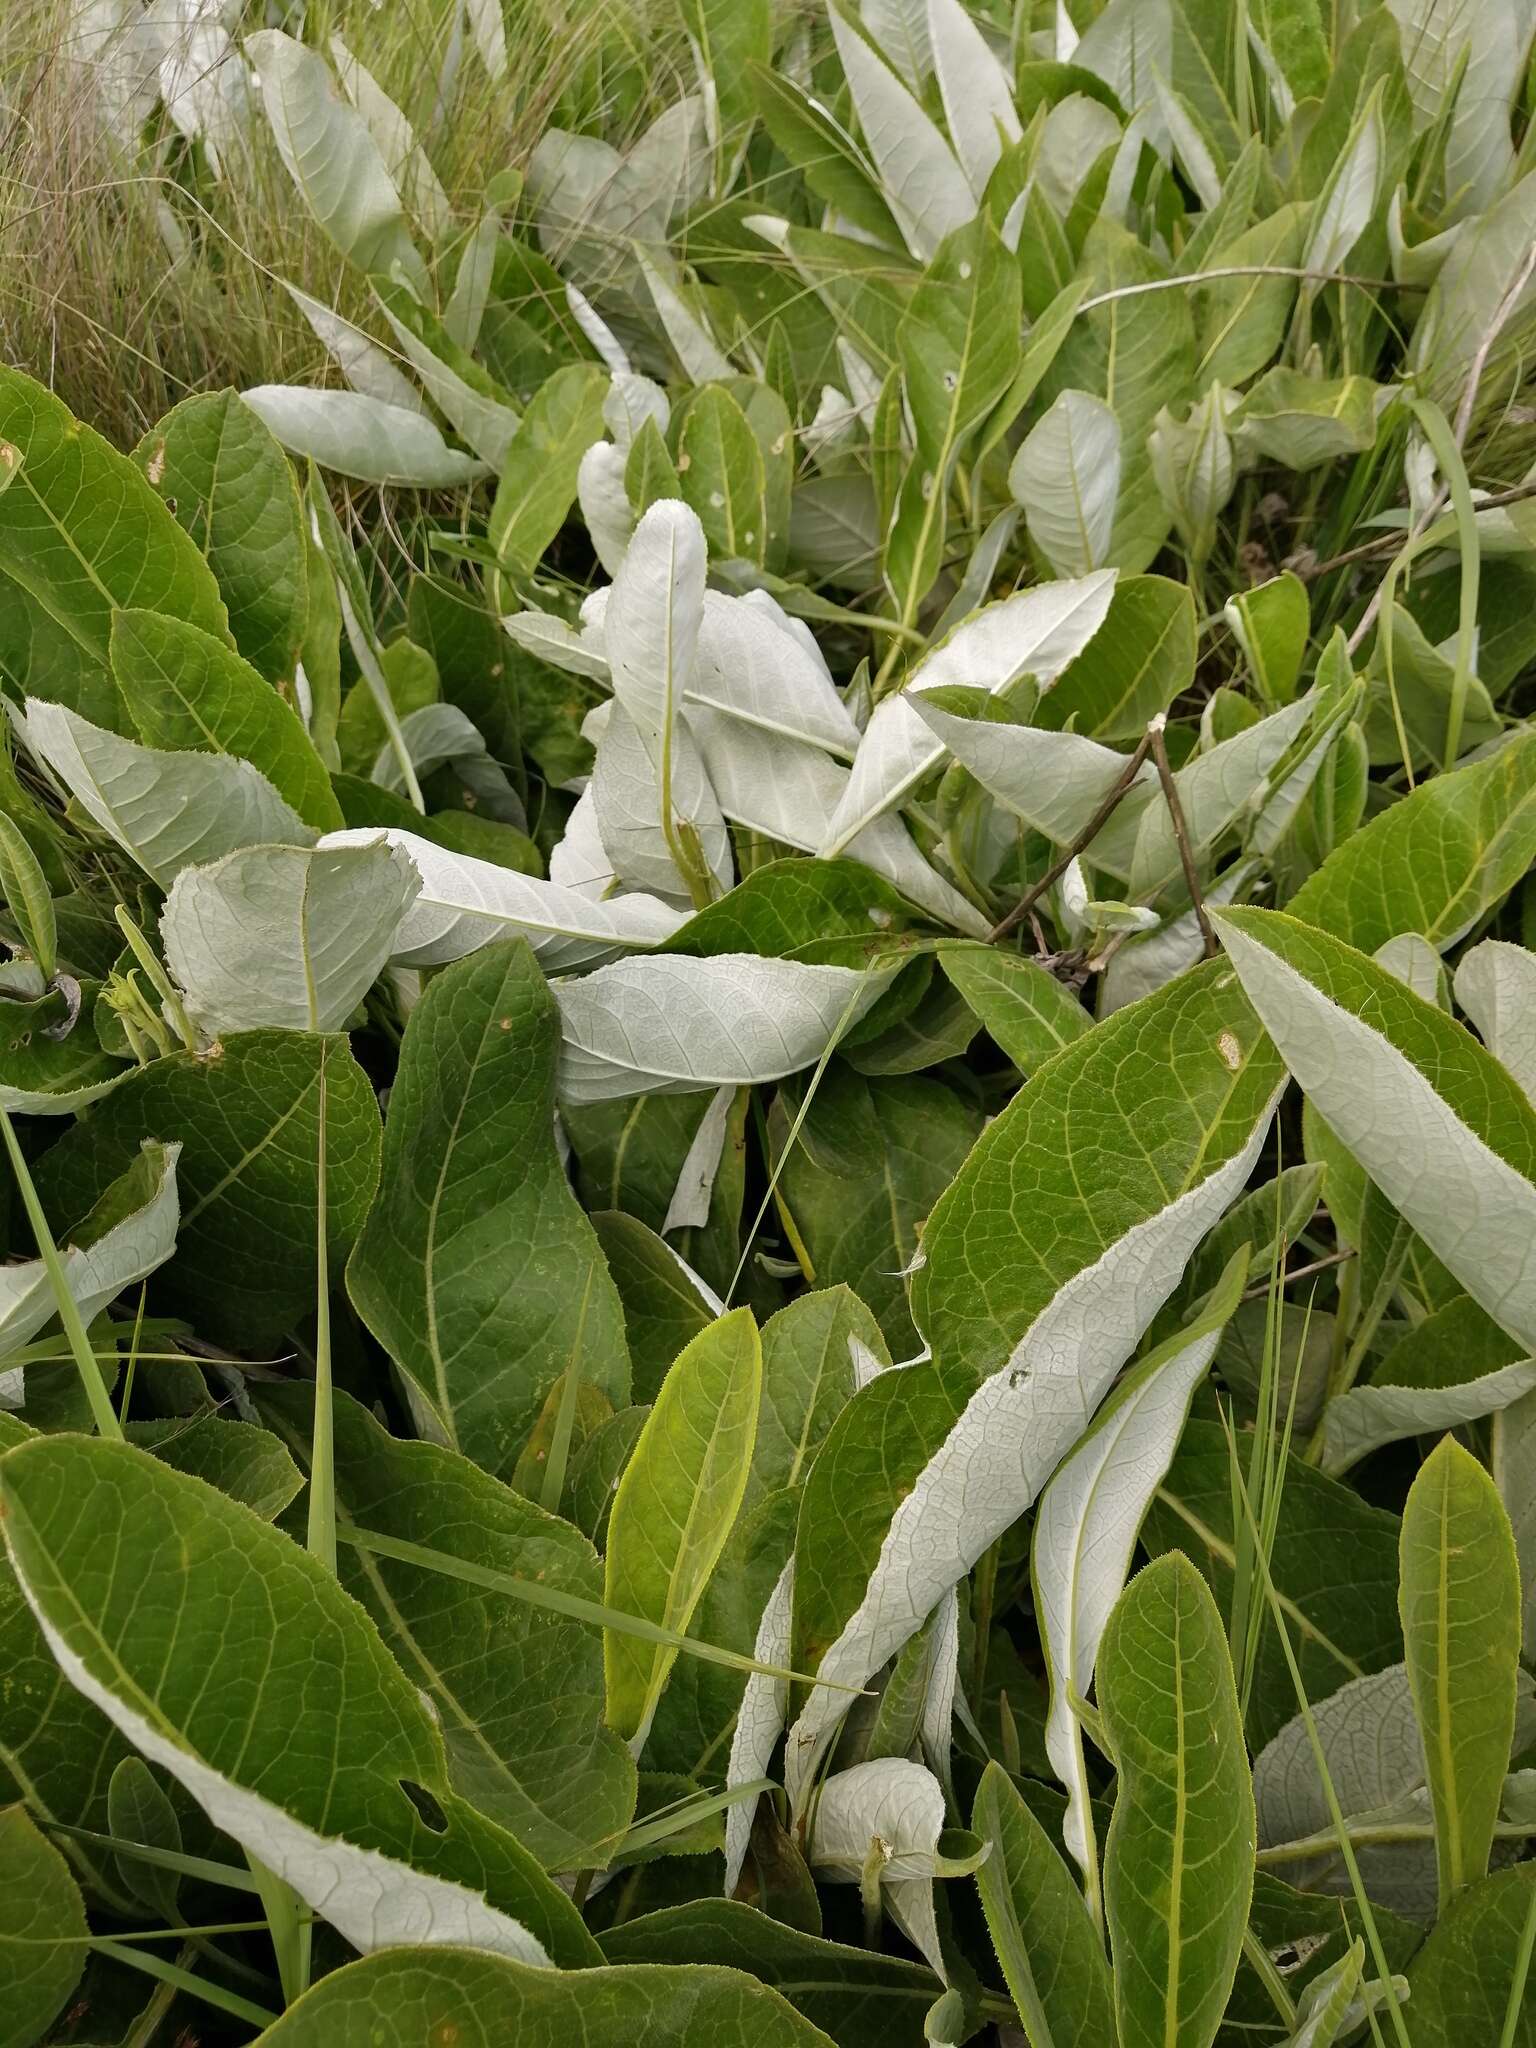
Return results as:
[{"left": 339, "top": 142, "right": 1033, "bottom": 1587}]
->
[{"left": 399, "top": 1780, "right": 448, "bottom": 1834}]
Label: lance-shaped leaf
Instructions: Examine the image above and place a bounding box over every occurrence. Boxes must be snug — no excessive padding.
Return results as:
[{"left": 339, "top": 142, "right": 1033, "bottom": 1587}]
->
[
  {"left": 786, "top": 963, "right": 1282, "bottom": 1801},
  {"left": 23, "top": 700, "right": 314, "bottom": 888},
  {"left": 828, "top": 7, "right": 972, "bottom": 260},
  {"left": 349, "top": 941, "right": 629, "bottom": 1479},
  {"left": 0, "top": 1435, "right": 598, "bottom": 1967},
  {"left": 889, "top": 218, "right": 1019, "bottom": 610},
  {"left": 133, "top": 390, "right": 309, "bottom": 689},
  {"left": 1317, "top": 1354, "right": 1536, "bottom": 1477},
  {"left": 554, "top": 954, "right": 893, "bottom": 1104},
  {"left": 1011, "top": 389, "right": 1122, "bottom": 577},
  {"left": 604, "top": 1309, "right": 760, "bottom": 1750},
  {"left": 0, "top": 1805, "right": 86, "bottom": 2048},
  {"left": 973, "top": 1762, "right": 1116, "bottom": 2048},
  {"left": 721, "top": 1557, "right": 794, "bottom": 1894},
  {"left": 1212, "top": 907, "right": 1536, "bottom": 1353},
  {"left": 318, "top": 826, "right": 684, "bottom": 969},
  {"left": 691, "top": 591, "right": 861, "bottom": 761},
  {"left": 806, "top": 1756, "right": 953, "bottom": 1978},
  {"left": 821, "top": 573, "right": 1116, "bottom": 855},
  {"left": 161, "top": 839, "right": 418, "bottom": 1036},
  {"left": 259, "top": 1386, "right": 635, "bottom": 1872},
  {"left": 0, "top": 367, "right": 229, "bottom": 718},
  {"left": 927, "top": 0, "right": 1021, "bottom": 195},
  {"left": 34, "top": 1033, "right": 379, "bottom": 1346},
  {"left": 489, "top": 364, "right": 609, "bottom": 579},
  {"left": 0, "top": 1139, "right": 178, "bottom": 1360},
  {"left": 245, "top": 31, "right": 427, "bottom": 290},
  {"left": 590, "top": 700, "right": 732, "bottom": 901},
  {"left": 1288, "top": 732, "right": 1536, "bottom": 957},
  {"left": 936, "top": 943, "right": 1092, "bottom": 1069},
  {"left": 1278, "top": 1937, "right": 1407, "bottom": 2048},
  {"left": 242, "top": 388, "right": 489, "bottom": 489},
  {"left": 749, "top": 1287, "right": 890, "bottom": 1510},
  {"left": 240, "top": 1943, "right": 836, "bottom": 2045},
  {"left": 605, "top": 500, "right": 707, "bottom": 772},
  {"left": 1400, "top": 1438, "right": 1522, "bottom": 1911},
  {"left": 1100, "top": 1554, "right": 1253, "bottom": 2048},
  {"left": 1034, "top": 1252, "right": 1248, "bottom": 1892},
  {"left": 109, "top": 608, "right": 342, "bottom": 832}
]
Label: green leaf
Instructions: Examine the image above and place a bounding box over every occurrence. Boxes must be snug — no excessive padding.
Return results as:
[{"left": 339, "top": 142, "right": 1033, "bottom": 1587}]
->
[
  {"left": 23, "top": 701, "right": 313, "bottom": 889},
  {"left": 1213, "top": 907, "right": 1536, "bottom": 1354},
  {"left": 787, "top": 964, "right": 1282, "bottom": 1796},
  {"left": 246, "top": 31, "right": 426, "bottom": 290},
  {"left": 1034, "top": 1254, "right": 1249, "bottom": 1897},
  {"left": 591, "top": 1211, "right": 717, "bottom": 1405},
  {"left": 34, "top": 1033, "right": 379, "bottom": 1345},
  {"left": 1100, "top": 1554, "right": 1253, "bottom": 2048},
  {"left": 1036, "top": 573, "right": 1196, "bottom": 744},
  {"left": 887, "top": 217, "right": 1019, "bottom": 614},
  {"left": 972, "top": 1762, "right": 1116, "bottom": 2048},
  {"left": 134, "top": 391, "right": 309, "bottom": 688},
  {"left": 107, "top": 1754, "right": 182, "bottom": 1916},
  {"left": 1041, "top": 221, "right": 1196, "bottom": 569},
  {"left": 490, "top": 364, "right": 610, "bottom": 582},
  {"left": 0, "top": 369, "right": 229, "bottom": 723},
  {"left": 127, "top": 1413, "right": 303, "bottom": 1522},
  {"left": 604, "top": 1307, "right": 761, "bottom": 1748},
  {"left": 934, "top": 943, "right": 1091, "bottom": 1070},
  {"left": 1286, "top": 731, "right": 1536, "bottom": 956},
  {"left": 677, "top": 385, "right": 767, "bottom": 567},
  {"left": 1143, "top": 1421, "right": 1404, "bottom": 1746},
  {"left": 259, "top": 1385, "right": 635, "bottom": 1871},
  {"left": 0, "top": 813, "right": 55, "bottom": 981},
  {"left": 681, "top": 0, "right": 771, "bottom": 177},
  {"left": 643, "top": 1487, "right": 796, "bottom": 1786},
  {"left": 1226, "top": 572, "right": 1310, "bottom": 708},
  {"left": 0, "top": 1803, "right": 86, "bottom": 2048},
  {"left": 0, "top": 1411, "right": 134, "bottom": 1901},
  {"left": 748, "top": 65, "right": 904, "bottom": 252},
  {"left": 1405, "top": 1864, "right": 1536, "bottom": 2047},
  {"left": 348, "top": 940, "right": 629, "bottom": 1478},
  {"left": 1233, "top": 371, "right": 1382, "bottom": 471},
  {"left": 110, "top": 607, "right": 342, "bottom": 832},
  {"left": 1193, "top": 203, "right": 1307, "bottom": 389},
  {"left": 771, "top": 1068, "right": 981, "bottom": 1357},
  {"left": 1400, "top": 1438, "right": 1523, "bottom": 1911},
  {"left": 914, "top": 962, "right": 1280, "bottom": 1383},
  {"left": 248, "top": 1943, "right": 837, "bottom": 2045},
  {"left": 1011, "top": 388, "right": 1121, "bottom": 576},
  {"left": 602, "top": 1898, "right": 938, "bottom": 2048},
  {"left": 747, "top": 1286, "right": 887, "bottom": 1511},
  {"left": 0, "top": 1435, "right": 598, "bottom": 1966}
]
